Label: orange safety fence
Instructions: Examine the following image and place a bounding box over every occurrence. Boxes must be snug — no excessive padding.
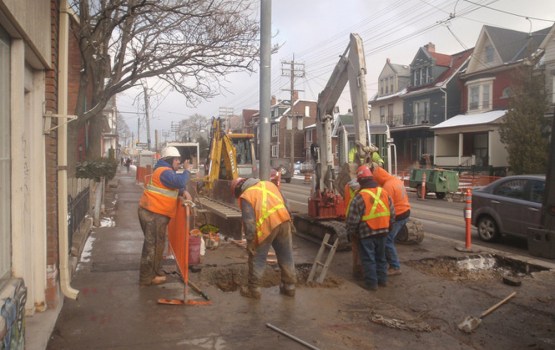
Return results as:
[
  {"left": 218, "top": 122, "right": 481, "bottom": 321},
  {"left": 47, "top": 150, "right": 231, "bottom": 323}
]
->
[
  {"left": 136, "top": 166, "right": 153, "bottom": 185},
  {"left": 167, "top": 201, "right": 190, "bottom": 283}
]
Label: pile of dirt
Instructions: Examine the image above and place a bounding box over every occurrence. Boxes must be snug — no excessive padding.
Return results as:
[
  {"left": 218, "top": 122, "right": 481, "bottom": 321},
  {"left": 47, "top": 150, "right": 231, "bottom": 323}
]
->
[{"left": 406, "top": 256, "right": 505, "bottom": 282}]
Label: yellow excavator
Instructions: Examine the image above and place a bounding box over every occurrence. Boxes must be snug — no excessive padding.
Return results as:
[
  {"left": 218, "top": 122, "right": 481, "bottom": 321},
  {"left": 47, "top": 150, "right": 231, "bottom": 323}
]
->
[
  {"left": 195, "top": 117, "right": 257, "bottom": 239},
  {"left": 203, "top": 117, "right": 239, "bottom": 188}
]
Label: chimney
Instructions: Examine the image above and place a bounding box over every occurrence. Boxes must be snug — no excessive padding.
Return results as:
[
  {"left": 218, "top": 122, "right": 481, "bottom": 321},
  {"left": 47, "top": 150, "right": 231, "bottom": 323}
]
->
[
  {"left": 292, "top": 90, "right": 299, "bottom": 102},
  {"left": 386, "top": 58, "right": 390, "bottom": 63},
  {"left": 425, "top": 42, "right": 435, "bottom": 53},
  {"left": 271, "top": 95, "right": 277, "bottom": 105}
]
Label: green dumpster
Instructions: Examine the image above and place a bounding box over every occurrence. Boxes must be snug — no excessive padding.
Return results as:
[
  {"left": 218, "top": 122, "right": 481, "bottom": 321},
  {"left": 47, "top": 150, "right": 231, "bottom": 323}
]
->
[{"left": 408, "top": 168, "right": 459, "bottom": 199}]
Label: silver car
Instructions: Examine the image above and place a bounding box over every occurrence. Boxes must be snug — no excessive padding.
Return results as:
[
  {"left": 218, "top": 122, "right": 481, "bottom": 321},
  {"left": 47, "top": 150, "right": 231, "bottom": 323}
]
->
[{"left": 471, "top": 175, "right": 545, "bottom": 242}]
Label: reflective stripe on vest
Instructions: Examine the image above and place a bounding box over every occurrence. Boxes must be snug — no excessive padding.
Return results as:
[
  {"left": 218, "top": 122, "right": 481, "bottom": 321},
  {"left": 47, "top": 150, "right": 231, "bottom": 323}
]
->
[
  {"left": 145, "top": 182, "right": 179, "bottom": 198},
  {"left": 360, "top": 188, "right": 390, "bottom": 221},
  {"left": 241, "top": 181, "right": 290, "bottom": 242}
]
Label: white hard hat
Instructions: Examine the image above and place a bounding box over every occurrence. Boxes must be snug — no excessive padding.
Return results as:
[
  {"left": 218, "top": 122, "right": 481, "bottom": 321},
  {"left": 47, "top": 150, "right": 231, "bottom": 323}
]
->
[{"left": 161, "top": 146, "right": 180, "bottom": 159}]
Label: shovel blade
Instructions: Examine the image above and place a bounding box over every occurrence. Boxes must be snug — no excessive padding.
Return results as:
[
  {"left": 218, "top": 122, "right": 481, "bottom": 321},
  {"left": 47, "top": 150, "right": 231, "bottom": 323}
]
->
[{"left": 458, "top": 316, "right": 481, "bottom": 333}]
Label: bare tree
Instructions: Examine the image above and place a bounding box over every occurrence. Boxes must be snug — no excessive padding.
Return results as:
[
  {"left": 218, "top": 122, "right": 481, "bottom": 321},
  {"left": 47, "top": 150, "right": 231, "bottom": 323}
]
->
[
  {"left": 177, "top": 113, "right": 210, "bottom": 142},
  {"left": 69, "top": 0, "right": 260, "bottom": 157}
]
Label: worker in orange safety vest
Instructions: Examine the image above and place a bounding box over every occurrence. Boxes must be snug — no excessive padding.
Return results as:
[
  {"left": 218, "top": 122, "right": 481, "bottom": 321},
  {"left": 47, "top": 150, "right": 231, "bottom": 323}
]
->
[
  {"left": 138, "top": 146, "right": 191, "bottom": 286},
  {"left": 345, "top": 165, "right": 394, "bottom": 291},
  {"left": 372, "top": 164, "right": 411, "bottom": 276},
  {"left": 231, "top": 177, "right": 297, "bottom": 299}
]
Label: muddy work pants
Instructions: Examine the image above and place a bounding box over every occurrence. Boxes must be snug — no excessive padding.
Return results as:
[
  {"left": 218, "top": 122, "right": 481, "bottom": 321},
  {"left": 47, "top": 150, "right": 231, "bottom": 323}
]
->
[
  {"left": 138, "top": 207, "right": 170, "bottom": 285},
  {"left": 248, "top": 222, "right": 297, "bottom": 289}
]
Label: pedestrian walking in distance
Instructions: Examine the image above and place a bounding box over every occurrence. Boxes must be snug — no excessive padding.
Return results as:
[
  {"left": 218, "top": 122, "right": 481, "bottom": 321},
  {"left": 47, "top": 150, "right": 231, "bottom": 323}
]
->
[{"left": 138, "top": 146, "right": 190, "bottom": 286}]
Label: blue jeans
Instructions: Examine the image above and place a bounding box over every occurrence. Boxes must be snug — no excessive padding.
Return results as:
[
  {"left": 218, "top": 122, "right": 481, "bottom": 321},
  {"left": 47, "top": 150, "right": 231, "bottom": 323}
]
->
[
  {"left": 357, "top": 235, "right": 387, "bottom": 288},
  {"left": 386, "top": 217, "right": 409, "bottom": 269},
  {"left": 248, "top": 222, "right": 296, "bottom": 288}
]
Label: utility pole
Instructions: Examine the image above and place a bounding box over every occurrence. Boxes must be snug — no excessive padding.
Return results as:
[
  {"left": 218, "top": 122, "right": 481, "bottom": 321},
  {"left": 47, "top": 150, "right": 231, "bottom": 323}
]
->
[
  {"left": 219, "top": 107, "right": 234, "bottom": 132},
  {"left": 171, "top": 121, "right": 179, "bottom": 141},
  {"left": 143, "top": 85, "right": 151, "bottom": 150},
  {"left": 259, "top": 0, "right": 271, "bottom": 180},
  {"left": 137, "top": 118, "right": 140, "bottom": 145},
  {"left": 281, "top": 56, "right": 305, "bottom": 172}
]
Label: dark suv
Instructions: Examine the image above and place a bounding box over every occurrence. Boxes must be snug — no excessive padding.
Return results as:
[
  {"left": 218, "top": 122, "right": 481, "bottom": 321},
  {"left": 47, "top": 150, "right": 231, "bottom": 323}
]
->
[{"left": 471, "top": 175, "right": 545, "bottom": 242}]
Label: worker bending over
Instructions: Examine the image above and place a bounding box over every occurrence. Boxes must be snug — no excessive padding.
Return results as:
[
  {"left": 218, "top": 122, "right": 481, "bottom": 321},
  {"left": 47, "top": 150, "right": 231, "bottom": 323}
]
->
[{"left": 232, "top": 177, "right": 297, "bottom": 299}]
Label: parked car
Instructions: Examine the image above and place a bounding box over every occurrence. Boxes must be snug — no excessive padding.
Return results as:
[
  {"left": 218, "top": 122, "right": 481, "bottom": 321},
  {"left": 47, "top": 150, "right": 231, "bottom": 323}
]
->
[
  {"left": 294, "top": 161, "right": 301, "bottom": 175},
  {"left": 276, "top": 164, "right": 292, "bottom": 183},
  {"left": 471, "top": 175, "right": 545, "bottom": 242}
]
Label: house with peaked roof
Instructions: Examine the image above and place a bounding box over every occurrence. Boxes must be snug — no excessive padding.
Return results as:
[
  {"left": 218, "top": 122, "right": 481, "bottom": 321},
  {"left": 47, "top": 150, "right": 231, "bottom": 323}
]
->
[
  {"left": 251, "top": 94, "right": 317, "bottom": 171},
  {"left": 432, "top": 25, "right": 552, "bottom": 174},
  {"left": 393, "top": 43, "right": 472, "bottom": 170},
  {"left": 369, "top": 58, "right": 410, "bottom": 126},
  {"left": 538, "top": 24, "right": 555, "bottom": 112}
]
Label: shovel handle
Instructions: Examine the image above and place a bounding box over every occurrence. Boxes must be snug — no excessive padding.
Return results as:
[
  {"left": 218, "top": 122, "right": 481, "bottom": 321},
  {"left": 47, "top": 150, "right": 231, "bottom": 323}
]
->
[{"left": 480, "top": 291, "right": 517, "bottom": 318}]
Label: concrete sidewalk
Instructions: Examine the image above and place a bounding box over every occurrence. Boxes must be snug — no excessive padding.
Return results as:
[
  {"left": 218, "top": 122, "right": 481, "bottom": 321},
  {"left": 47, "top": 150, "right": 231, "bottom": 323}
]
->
[{"left": 28, "top": 168, "right": 555, "bottom": 349}]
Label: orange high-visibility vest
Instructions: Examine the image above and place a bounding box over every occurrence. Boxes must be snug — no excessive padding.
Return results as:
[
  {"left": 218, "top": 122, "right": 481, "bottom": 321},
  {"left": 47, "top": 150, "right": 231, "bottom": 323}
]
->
[
  {"left": 359, "top": 187, "right": 390, "bottom": 231},
  {"left": 373, "top": 166, "right": 410, "bottom": 216},
  {"left": 139, "top": 166, "right": 179, "bottom": 218},
  {"left": 240, "top": 181, "right": 291, "bottom": 244}
]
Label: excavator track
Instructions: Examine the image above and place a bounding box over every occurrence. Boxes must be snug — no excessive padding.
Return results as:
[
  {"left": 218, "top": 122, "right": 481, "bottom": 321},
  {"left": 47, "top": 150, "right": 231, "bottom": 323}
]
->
[
  {"left": 293, "top": 214, "right": 351, "bottom": 251},
  {"left": 293, "top": 214, "right": 424, "bottom": 250}
]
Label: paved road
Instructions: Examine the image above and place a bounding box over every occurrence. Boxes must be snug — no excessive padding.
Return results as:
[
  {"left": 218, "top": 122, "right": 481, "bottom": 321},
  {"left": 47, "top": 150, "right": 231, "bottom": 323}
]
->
[{"left": 282, "top": 176, "right": 553, "bottom": 263}]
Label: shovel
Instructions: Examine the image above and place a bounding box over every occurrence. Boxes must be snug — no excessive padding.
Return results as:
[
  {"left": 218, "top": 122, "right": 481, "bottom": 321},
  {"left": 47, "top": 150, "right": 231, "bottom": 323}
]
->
[{"left": 458, "top": 291, "right": 516, "bottom": 333}]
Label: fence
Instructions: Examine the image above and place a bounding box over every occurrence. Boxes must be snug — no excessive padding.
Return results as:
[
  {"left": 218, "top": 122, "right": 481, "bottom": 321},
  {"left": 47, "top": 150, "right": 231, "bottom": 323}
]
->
[{"left": 67, "top": 187, "right": 90, "bottom": 251}]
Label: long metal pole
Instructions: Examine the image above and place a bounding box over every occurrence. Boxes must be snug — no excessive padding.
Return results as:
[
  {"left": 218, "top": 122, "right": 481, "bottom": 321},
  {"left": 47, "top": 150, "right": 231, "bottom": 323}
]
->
[
  {"left": 266, "top": 323, "right": 320, "bottom": 350},
  {"left": 259, "top": 0, "right": 271, "bottom": 180},
  {"left": 144, "top": 85, "right": 151, "bottom": 150}
]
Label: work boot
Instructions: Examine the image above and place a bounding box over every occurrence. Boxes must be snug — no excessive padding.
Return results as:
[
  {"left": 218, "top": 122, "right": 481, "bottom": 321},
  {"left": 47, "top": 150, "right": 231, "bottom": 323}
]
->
[
  {"left": 151, "top": 275, "right": 167, "bottom": 285},
  {"left": 387, "top": 268, "right": 402, "bottom": 276},
  {"left": 363, "top": 283, "right": 378, "bottom": 291},
  {"left": 279, "top": 283, "right": 296, "bottom": 297},
  {"left": 240, "top": 286, "right": 261, "bottom": 299},
  {"left": 139, "top": 275, "right": 166, "bottom": 286}
]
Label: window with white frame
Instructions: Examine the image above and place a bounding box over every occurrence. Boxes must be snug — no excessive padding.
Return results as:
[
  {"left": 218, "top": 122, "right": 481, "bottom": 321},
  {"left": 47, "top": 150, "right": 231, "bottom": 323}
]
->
[
  {"left": 0, "top": 27, "right": 11, "bottom": 279},
  {"left": 413, "top": 99, "right": 429, "bottom": 124},
  {"left": 467, "top": 79, "right": 493, "bottom": 112},
  {"left": 271, "top": 144, "right": 278, "bottom": 157},
  {"left": 306, "top": 130, "right": 312, "bottom": 143},
  {"left": 271, "top": 123, "right": 278, "bottom": 137},
  {"left": 379, "top": 106, "right": 385, "bottom": 124}
]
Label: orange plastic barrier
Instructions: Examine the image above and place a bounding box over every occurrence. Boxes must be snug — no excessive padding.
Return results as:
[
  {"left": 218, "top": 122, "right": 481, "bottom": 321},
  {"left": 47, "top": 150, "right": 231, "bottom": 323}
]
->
[{"left": 167, "top": 202, "right": 190, "bottom": 282}]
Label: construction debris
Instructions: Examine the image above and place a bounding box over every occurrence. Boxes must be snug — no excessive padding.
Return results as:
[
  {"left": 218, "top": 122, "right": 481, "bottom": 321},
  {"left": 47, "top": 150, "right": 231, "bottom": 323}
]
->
[{"left": 369, "top": 313, "right": 432, "bottom": 332}]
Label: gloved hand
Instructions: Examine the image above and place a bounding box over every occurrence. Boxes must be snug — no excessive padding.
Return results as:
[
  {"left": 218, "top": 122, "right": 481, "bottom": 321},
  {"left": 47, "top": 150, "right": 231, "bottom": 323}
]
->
[
  {"left": 290, "top": 221, "right": 297, "bottom": 235},
  {"left": 246, "top": 239, "right": 256, "bottom": 255}
]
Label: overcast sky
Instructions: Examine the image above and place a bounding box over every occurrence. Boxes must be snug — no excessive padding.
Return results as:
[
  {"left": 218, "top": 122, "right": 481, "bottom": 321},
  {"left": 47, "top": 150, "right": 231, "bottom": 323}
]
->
[{"left": 117, "top": 0, "right": 555, "bottom": 143}]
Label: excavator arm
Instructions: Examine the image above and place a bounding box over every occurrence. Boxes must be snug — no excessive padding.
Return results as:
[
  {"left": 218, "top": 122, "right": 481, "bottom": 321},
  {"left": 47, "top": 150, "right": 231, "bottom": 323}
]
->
[
  {"left": 315, "top": 33, "right": 371, "bottom": 193},
  {"left": 205, "top": 118, "right": 238, "bottom": 189}
]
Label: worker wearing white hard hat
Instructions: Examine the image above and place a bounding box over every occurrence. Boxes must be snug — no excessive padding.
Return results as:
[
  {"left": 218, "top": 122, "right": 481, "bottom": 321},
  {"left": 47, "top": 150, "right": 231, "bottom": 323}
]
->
[{"left": 138, "top": 146, "right": 191, "bottom": 286}]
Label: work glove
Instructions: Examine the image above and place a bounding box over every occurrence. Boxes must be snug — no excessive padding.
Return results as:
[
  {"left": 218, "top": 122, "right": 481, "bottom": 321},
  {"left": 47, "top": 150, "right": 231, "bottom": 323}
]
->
[
  {"left": 290, "top": 221, "right": 297, "bottom": 235},
  {"left": 246, "top": 239, "right": 256, "bottom": 255}
]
